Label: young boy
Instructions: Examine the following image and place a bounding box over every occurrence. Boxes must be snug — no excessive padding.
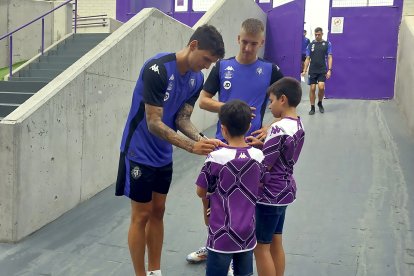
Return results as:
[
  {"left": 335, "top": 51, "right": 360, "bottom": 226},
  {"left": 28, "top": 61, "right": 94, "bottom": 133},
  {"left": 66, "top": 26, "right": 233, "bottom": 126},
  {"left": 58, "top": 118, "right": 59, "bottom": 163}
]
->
[
  {"left": 195, "top": 100, "right": 265, "bottom": 276},
  {"left": 247, "top": 77, "right": 305, "bottom": 276}
]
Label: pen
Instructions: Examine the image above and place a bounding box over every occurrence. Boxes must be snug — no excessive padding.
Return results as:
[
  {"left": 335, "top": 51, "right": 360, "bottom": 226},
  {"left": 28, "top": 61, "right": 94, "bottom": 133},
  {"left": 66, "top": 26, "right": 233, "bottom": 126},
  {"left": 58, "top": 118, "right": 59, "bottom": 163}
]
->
[{"left": 199, "top": 132, "right": 209, "bottom": 140}]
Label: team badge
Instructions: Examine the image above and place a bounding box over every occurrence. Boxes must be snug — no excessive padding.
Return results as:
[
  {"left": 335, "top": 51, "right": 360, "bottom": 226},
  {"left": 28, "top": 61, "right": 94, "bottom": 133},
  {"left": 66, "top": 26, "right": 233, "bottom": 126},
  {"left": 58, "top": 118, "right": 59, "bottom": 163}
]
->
[
  {"left": 224, "top": 70, "right": 233, "bottom": 79},
  {"left": 256, "top": 67, "right": 263, "bottom": 75},
  {"left": 189, "top": 78, "right": 195, "bottom": 88},
  {"left": 223, "top": 81, "right": 231, "bottom": 90},
  {"left": 164, "top": 92, "right": 170, "bottom": 101},
  {"left": 131, "top": 166, "right": 142, "bottom": 180}
]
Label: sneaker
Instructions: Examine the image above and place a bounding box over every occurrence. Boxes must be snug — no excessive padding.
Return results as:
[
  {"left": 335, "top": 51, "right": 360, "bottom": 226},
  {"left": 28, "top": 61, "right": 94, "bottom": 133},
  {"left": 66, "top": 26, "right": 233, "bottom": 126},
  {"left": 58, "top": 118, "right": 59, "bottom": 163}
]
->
[
  {"left": 186, "top": 247, "right": 208, "bottom": 263},
  {"left": 227, "top": 260, "right": 234, "bottom": 276},
  {"left": 309, "top": 108, "right": 315, "bottom": 115},
  {"left": 318, "top": 102, "right": 325, "bottom": 113},
  {"left": 147, "top": 270, "right": 162, "bottom": 276}
]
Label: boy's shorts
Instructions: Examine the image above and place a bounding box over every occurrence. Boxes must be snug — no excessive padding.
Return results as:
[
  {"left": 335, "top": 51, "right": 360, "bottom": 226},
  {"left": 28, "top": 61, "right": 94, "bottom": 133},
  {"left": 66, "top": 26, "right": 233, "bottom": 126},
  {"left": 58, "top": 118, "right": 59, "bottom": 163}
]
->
[
  {"left": 308, "top": 73, "right": 326, "bottom": 84},
  {"left": 115, "top": 152, "right": 173, "bottom": 203},
  {"left": 255, "top": 204, "right": 287, "bottom": 244}
]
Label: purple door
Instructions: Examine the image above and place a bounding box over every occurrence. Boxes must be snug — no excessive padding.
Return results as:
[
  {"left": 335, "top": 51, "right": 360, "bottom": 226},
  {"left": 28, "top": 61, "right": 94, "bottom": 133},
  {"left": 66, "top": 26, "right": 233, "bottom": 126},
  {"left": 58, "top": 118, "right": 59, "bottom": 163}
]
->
[
  {"left": 327, "top": 0, "right": 403, "bottom": 99},
  {"left": 265, "top": 0, "right": 306, "bottom": 80}
]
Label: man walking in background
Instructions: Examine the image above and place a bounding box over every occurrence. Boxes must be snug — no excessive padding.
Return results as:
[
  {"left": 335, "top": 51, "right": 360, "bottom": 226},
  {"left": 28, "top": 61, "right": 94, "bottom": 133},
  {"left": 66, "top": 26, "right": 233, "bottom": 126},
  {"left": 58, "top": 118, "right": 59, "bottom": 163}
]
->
[{"left": 302, "top": 27, "right": 332, "bottom": 115}]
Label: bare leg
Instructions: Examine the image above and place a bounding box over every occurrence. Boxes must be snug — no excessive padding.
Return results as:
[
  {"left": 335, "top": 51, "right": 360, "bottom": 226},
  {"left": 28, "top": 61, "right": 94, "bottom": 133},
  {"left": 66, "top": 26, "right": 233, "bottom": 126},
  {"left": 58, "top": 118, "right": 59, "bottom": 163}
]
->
[
  {"left": 309, "top": 84, "right": 317, "bottom": 106},
  {"left": 129, "top": 200, "right": 152, "bottom": 276},
  {"left": 318, "top": 82, "right": 325, "bottom": 101},
  {"left": 146, "top": 192, "right": 167, "bottom": 272},
  {"left": 254, "top": 243, "right": 276, "bottom": 276},
  {"left": 270, "top": 234, "right": 285, "bottom": 276}
]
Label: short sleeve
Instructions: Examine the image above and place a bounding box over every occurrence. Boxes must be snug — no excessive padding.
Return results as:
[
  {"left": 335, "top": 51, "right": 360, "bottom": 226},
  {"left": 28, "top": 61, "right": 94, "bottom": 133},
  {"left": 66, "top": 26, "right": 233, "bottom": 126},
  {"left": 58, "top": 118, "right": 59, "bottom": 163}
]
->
[
  {"left": 270, "top": 64, "right": 284, "bottom": 85},
  {"left": 202, "top": 61, "right": 221, "bottom": 96},
  {"left": 142, "top": 60, "right": 168, "bottom": 107}
]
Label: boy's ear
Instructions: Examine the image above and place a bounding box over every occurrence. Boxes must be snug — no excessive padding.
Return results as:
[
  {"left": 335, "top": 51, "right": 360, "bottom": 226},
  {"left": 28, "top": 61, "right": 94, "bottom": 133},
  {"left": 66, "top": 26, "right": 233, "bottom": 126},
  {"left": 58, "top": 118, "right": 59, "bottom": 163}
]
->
[
  {"left": 189, "top": 40, "right": 198, "bottom": 51},
  {"left": 221, "top": 124, "right": 227, "bottom": 136}
]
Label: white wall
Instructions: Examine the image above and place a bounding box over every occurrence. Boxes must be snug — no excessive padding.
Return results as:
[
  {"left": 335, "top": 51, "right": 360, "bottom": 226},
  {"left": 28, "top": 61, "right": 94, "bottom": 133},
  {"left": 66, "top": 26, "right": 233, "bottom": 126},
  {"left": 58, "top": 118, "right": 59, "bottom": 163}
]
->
[{"left": 76, "top": 0, "right": 116, "bottom": 18}]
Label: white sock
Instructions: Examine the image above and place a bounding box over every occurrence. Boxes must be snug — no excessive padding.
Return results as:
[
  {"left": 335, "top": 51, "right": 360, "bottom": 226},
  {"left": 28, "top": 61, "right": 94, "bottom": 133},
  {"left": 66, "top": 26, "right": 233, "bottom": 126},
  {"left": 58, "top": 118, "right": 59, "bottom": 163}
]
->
[{"left": 147, "top": 270, "right": 162, "bottom": 276}]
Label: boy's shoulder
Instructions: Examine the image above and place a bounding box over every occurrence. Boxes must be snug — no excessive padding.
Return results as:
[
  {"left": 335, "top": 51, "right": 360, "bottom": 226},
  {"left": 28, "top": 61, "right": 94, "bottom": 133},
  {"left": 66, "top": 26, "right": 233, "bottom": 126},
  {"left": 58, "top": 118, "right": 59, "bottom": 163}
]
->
[
  {"left": 267, "top": 117, "right": 304, "bottom": 138},
  {"left": 206, "top": 146, "right": 264, "bottom": 164}
]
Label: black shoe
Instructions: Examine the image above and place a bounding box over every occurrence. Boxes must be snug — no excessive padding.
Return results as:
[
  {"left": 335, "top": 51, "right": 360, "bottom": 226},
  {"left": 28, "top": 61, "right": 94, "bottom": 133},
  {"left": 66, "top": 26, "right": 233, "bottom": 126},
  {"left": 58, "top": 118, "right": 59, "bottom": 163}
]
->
[
  {"left": 318, "top": 102, "right": 325, "bottom": 113},
  {"left": 309, "top": 109, "right": 315, "bottom": 115}
]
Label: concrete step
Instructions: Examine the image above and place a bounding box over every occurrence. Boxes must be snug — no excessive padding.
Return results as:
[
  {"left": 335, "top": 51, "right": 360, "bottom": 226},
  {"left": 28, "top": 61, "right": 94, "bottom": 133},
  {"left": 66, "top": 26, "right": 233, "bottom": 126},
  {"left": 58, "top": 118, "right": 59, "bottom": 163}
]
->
[
  {"left": 12, "top": 77, "right": 53, "bottom": 82},
  {"left": 0, "top": 92, "right": 35, "bottom": 104},
  {"left": 38, "top": 55, "right": 79, "bottom": 63},
  {"left": 0, "top": 104, "right": 19, "bottom": 118},
  {"left": 29, "top": 62, "right": 73, "bottom": 70},
  {"left": 0, "top": 81, "right": 48, "bottom": 92},
  {"left": 18, "top": 69, "right": 62, "bottom": 79},
  {"left": 47, "top": 48, "right": 91, "bottom": 57}
]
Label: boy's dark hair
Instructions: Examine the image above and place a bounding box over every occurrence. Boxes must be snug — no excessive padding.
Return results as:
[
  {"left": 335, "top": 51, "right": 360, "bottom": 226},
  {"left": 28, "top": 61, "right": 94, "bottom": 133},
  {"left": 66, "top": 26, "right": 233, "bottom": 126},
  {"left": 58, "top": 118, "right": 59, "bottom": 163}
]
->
[
  {"left": 241, "top": 18, "right": 264, "bottom": 35},
  {"left": 219, "top": 100, "right": 251, "bottom": 137},
  {"left": 267, "top": 77, "right": 302, "bottom": 107},
  {"left": 189, "top": 24, "right": 225, "bottom": 58},
  {"left": 315, "top": 27, "right": 323, "bottom": 33}
]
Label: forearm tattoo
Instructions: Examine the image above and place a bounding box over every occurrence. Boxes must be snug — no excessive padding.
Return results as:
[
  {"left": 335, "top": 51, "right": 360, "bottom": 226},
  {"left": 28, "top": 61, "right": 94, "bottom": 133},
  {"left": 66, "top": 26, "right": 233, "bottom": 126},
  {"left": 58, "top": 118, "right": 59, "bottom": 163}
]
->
[
  {"left": 176, "top": 103, "right": 202, "bottom": 141},
  {"left": 145, "top": 104, "right": 195, "bottom": 152}
]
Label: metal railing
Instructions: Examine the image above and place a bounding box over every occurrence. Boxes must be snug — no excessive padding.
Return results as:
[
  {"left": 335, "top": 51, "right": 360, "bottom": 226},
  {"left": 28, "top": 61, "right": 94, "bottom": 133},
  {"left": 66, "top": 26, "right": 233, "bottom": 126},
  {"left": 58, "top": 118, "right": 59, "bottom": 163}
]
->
[{"left": 0, "top": 0, "right": 77, "bottom": 80}]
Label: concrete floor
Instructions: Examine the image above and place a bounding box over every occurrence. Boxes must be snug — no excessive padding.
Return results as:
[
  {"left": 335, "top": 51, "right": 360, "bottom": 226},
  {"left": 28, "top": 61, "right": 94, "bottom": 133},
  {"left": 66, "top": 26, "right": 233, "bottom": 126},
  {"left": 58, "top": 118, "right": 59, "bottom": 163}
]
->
[{"left": 1, "top": 86, "right": 414, "bottom": 276}]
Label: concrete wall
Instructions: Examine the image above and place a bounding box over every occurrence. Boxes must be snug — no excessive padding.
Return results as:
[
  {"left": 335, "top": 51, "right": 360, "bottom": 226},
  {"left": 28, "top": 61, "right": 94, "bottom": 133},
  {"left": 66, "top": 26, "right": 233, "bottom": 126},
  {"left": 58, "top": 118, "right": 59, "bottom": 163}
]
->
[
  {"left": 395, "top": 17, "right": 414, "bottom": 136},
  {"left": 0, "top": 0, "right": 72, "bottom": 68},
  {"left": 0, "top": 0, "right": 266, "bottom": 242}
]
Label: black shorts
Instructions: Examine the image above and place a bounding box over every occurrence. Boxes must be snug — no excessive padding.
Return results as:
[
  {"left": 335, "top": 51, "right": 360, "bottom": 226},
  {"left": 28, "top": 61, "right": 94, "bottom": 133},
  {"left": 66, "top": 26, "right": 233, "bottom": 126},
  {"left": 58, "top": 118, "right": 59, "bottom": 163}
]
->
[
  {"left": 308, "top": 73, "right": 326, "bottom": 84},
  {"left": 115, "top": 152, "right": 173, "bottom": 203}
]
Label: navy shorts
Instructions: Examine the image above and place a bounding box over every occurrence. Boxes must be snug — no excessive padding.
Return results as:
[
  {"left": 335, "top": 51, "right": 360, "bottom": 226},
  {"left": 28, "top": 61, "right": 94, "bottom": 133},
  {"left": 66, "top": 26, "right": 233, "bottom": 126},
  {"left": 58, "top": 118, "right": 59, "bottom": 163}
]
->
[
  {"left": 255, "top": 204, "right": 287, "bottom": 244},
  {"left": 308, "top": 73, "right": 326, "bottom": 84},
  {"left": 115, "top": 152, "right": 173, "bottom": 203},
  {"left": 206, "top": 249, "right": 253, "bottom": 276}
]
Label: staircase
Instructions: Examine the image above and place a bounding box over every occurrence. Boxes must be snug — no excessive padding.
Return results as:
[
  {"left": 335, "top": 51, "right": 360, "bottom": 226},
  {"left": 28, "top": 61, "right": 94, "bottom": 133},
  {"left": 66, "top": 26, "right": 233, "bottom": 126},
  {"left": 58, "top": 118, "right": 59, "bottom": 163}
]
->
[{"left": 0, "top": 33, "right": 109, "bottom": 120}]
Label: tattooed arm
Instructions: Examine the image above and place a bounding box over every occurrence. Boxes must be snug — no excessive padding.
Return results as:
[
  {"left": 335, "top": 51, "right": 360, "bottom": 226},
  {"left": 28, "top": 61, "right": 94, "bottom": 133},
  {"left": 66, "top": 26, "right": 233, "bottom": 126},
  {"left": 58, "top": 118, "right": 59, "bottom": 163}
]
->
[
  {"left": 175, "top": 103, "right": 203, "bottom": 141},
  {"left": 145, "top": 104, "right": 219, "bottom": 155}
]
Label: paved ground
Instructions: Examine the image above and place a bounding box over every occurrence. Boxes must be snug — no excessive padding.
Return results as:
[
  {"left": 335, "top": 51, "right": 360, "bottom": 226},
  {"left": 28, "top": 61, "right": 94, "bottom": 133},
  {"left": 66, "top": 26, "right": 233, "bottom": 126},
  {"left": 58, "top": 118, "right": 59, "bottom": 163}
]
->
[{"left": 1, "top": 85, "right": 414, "bottom": 276}]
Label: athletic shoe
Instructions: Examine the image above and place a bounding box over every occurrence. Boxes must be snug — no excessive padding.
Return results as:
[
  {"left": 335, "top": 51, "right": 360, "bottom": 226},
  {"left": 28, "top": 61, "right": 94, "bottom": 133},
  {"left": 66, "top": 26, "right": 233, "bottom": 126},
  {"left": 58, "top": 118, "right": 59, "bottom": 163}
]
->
[
  {"left": 318, "top": 102, "right": 325, "bottom": 113},
  {"left": 309, "top": 108, "right": 315, "bottom": 115},
  {"left": 186, "top": 247, "right": 208, "bottom": 263},
  {"left": 147, "top": 270, "right": 162, "bottom": 276}
]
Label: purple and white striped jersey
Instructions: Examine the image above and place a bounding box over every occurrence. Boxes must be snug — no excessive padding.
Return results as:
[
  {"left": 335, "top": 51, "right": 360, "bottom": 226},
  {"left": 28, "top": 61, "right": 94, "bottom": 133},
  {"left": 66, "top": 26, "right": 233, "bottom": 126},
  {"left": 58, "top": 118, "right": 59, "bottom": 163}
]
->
[
  {"left": 259, "top": 117, "right": 305, "bottom": 206},
  {"left": 196, "top": 146, "right": 265, "bottom": 253}
]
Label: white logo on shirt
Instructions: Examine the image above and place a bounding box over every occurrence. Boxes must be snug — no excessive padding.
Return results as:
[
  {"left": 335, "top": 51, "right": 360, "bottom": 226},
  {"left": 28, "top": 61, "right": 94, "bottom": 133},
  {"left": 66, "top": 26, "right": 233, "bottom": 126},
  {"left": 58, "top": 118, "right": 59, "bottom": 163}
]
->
[
  {"left": 131, "top": 166, "right": 142, "bottom": 179},
  {"left": 164, "top": 92, "right": 170, "bottom": 101},
  {"left": 169, "top": 74, "right": 174, "bottom": 80},
  {"left": 238, "top": 153, "right": 248, "bottom": 159},
  {"left": 224, "top": 71, "right": 233, "bottom": 79},
  {"left": 256, "top": 67, "right": 263, "bottom": 75},
  {"left": 223, "top": 81, "right": 231, "bottom": 90},
  {"left": 189, "top": 78, "right": 195, "bottom": 88},
  {"left": 150, "top": 64, "right": 160, "bottom": 74},
  {"left": 225, "top": 66, "right": 234, "bottom": 71}
]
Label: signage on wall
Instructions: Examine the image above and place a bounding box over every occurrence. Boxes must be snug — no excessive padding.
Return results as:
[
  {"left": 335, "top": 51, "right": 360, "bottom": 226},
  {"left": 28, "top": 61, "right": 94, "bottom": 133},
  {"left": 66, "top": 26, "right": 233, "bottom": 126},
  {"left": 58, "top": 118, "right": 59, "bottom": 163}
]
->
[{"left": 331, "top": 17, "right": 344, "bottom": 34}]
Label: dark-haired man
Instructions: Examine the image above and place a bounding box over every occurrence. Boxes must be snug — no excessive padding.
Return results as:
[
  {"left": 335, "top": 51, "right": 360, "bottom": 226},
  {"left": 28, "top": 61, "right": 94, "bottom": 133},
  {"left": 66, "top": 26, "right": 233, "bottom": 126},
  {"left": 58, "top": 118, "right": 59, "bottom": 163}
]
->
[{"left": 115, "top": 24, "right": 225, "bottom": 276}]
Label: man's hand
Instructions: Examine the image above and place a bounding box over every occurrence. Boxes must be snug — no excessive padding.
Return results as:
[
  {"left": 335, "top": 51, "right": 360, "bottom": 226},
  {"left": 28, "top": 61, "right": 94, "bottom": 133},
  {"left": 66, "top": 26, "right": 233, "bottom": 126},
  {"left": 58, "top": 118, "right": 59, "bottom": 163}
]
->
[
  {"left": 326, "top": 70, "right": 331, "bottom": 80},
  {"left": 251, "top": 125, "right": 269, "bottom": 141},
  {"left": 246, "top": 136, "right": 264, "bottom": 148},
  {"left": 191, "top": 139, "right": 224, "bottom": 155}
]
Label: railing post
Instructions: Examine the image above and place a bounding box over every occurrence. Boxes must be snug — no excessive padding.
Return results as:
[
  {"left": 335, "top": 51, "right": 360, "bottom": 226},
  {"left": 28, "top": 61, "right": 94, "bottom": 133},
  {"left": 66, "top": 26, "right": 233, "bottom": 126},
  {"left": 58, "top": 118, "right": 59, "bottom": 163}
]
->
[
  {"left": 74, "top": 0, "right": 77, "bottom": 33},
  {"left": 41, "top": 17, "right": 45, "bottom": 55},
  {"left": 9, "top": 35, "right": 13, "bottom": 80}
]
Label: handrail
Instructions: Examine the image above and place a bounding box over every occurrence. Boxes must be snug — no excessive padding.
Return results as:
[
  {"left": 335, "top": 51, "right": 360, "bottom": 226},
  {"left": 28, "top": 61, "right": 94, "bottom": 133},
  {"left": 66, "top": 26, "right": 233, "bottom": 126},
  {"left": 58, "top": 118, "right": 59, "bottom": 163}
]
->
[{"left": 0, "top": 0, "right": 77, "bottom": 80}]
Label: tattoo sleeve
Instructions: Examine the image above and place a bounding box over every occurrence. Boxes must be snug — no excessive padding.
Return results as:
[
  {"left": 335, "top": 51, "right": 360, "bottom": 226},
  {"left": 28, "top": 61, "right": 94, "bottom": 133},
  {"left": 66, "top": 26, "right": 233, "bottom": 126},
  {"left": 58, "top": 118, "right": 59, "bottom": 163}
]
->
[
  {"left": 145, "top": 104, "right": 195, "bottom": 152},
  {"left": 175, "top": 103, "right": 202, "bottom": 141}
]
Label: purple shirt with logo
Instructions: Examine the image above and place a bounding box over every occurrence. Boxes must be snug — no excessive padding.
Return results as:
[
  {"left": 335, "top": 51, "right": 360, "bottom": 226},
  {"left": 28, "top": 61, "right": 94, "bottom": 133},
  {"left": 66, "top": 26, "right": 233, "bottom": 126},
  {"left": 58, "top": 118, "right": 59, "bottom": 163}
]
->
[
  {"left": 259, "top": 117, "right": 305, "bottom": 206},
  {"left": 196, "top": 146, "right": 265, "bottom": 253}
]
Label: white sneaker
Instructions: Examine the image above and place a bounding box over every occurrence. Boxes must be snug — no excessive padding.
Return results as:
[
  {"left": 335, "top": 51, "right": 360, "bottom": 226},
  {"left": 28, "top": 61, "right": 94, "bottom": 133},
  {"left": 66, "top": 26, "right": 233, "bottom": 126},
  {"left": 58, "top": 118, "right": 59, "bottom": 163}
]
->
[
  {"left": 186, "top": 246, "right": 208, "bottom": 263},
  {"left": 147, "top": 270, "right": 162, "bottom": 276},
  {"left": 227, "top": 260, "right": 234, "bottom": 276}
]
